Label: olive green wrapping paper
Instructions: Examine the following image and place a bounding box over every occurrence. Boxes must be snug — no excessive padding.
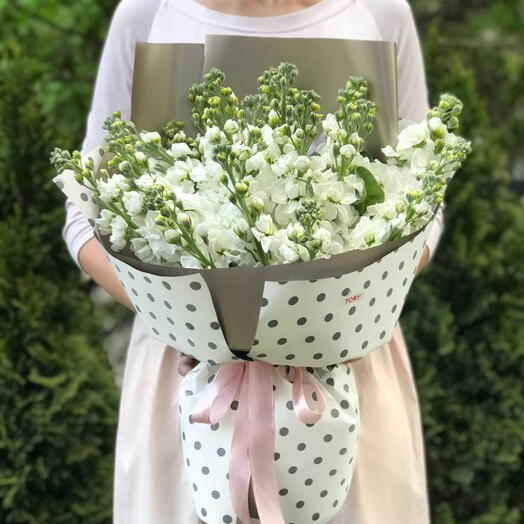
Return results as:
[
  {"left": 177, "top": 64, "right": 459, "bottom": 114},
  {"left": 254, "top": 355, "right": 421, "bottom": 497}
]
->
[{"left": 132, "top": 36, "right": 398, "bottom": 157}]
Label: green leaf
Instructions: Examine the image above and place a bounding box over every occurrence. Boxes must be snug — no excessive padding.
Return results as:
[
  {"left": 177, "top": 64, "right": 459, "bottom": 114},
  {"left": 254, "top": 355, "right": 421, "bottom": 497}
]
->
[{"left": 354, "top": 165, "right": 385, "bottom": 214}]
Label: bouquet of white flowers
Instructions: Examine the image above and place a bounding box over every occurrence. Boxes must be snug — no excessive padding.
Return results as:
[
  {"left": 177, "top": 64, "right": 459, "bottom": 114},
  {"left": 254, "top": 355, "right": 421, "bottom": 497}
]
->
[
  {"left": 52, "top": 61, "right": 470, "bottom": 524},
  {"left": 52, "top": 63, "right": 469, "bottom": 270}
]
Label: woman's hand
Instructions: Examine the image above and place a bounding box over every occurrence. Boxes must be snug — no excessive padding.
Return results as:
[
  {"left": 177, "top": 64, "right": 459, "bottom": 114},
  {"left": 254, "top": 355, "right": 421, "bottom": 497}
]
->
[
  {"left": 78, "top": 237, "right": 135, "bottom": 310},
  {"left": 177, "top": 353, "right": 199, "bottom": 376},
  {"left": 415, "top": 246, "right": 430, "bottom": 277}
]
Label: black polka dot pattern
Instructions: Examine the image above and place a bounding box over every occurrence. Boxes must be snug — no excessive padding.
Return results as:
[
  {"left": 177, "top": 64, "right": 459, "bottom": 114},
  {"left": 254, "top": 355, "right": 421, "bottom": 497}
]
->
[
  {"left": 249, "top": 228, "right": 430, "bottom": 365},
  {"left": 178, "top": 361, "right": 361, "bottom": 524},
  {"left": 101, "top": 257, "right": 235, "bottom": 364}
]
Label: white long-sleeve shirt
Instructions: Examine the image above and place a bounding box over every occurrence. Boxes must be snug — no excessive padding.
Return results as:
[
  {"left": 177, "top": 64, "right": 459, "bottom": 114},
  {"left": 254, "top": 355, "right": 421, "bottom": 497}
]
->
[{"left": 63, "top": 0, "right": 444, "bottom": 267}]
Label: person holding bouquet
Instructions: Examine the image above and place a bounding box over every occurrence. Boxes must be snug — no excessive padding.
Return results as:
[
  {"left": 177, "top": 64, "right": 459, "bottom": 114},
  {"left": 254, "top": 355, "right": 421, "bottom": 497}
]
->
[{"left": 63, "top": 0, "right": 445, "bottom": 522}]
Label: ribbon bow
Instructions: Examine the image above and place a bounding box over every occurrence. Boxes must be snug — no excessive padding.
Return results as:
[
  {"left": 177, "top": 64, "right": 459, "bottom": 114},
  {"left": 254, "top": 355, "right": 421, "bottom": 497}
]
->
[{"left": 191, "top": 360, "right": 327, "bottom": 524}]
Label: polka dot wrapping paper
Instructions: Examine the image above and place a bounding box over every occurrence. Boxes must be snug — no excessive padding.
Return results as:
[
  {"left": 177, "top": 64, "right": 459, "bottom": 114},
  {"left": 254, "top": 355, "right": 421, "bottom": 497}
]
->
[
  {"left": 179, "top": 361, "right": 359, "bottom": 524},
  {"left": 53, "top": 148, "right": 433, "bottom": 367},
  {"left": 101, "top": 222, "right": 429, "bottom": 367}
]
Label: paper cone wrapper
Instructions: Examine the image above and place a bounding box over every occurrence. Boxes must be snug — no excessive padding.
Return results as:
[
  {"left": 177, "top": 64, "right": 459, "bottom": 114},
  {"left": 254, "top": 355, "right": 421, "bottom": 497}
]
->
[
  {"left": 53, "top": 36, "right": 433, "bottom": 365},
  {"left": 54, "top": 142, "right": 433, "bottom": 366},
  {"left": 178, "top": 362, "right": 359, "bottom": 524}
]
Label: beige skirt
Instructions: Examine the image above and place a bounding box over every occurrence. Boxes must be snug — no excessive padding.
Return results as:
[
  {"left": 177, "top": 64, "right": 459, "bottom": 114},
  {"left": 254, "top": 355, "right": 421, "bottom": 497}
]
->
[{"left": 113, "top": 315, "right": 431, "bottom": 524}]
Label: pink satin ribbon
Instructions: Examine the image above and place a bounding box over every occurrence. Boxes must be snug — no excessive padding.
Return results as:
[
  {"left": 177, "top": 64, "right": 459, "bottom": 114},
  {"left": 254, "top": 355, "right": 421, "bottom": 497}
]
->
[{"left": 191, "top": 360, "right": 327, "bottom": 524}]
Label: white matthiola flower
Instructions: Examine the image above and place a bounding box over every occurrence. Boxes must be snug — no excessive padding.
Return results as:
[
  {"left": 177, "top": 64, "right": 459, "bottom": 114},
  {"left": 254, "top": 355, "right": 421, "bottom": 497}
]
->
[
  {"left": 312, "top": 227, "right": 344, "bottom": 257},
  {"left": 134, "top": 151, "right": 147, "bottom": 164},
  {"left": 245, "top": 152, "right": 266, "bottom": 173},
  {"left": 171, "top": 142, "right": 192, "bottom": 159},
  {"left": 122, "top": 191, "right": 144, "bottom": 216},
  {"left": 130, "top": 237, "right": 155, "bottom": 263},
  {"left": 205, "top": 126, "right": 223, "bottom": 144},
  {"left": 366, "top": 200, "right": 398, "bottom": 221},
  {"left": 428, "top": 117, "right": 447, "bottom": 139},
  {"left": 224, "top": 119, "right": 239, "bottom": 134},
  {"left": 136, "top": 173, "right": 155, "bottom": 190},
  {"left": 140, "top": 131, "right": 161, "bottom": 144},
  {"left": 190, "top": 163, "right": 207, "bottom": 182},
  {"left": 147, "top": 157, "right": 159, "bottom": 171},
  {"left": 270, "top": 177, "right": 302, "bottom": 205},
  {"left": 260, "top": 229, "right": 307, "bottom": 263},
  {"left": 282, "top": 142, "right": 296, "bottom": 154},
  {"left": 371, "top": 162, "right": 419, "bottom": 196},
  {"left": 310, "top": 154, "right": 327, "bottom": 172},
  {"left": 409, "top": 147, "right": 435, "bottom": 171},
  {"left": 109, "top": 215, "right": 128, "bottom": 251},
  {"left": 247, "top": 196, "right": 264, "bottom": 213},
  {"left": 340, "top": 144, "right": 356, "bottom": 158},
  {"left": 137, "top": 211, "right": 180, "bottom": 263},
  {"left": 344, "top": 174, "right": 365, "bottom": 195},
  {"left": 286, "top": 222, "right": 305, "bottom": 242},
  {"left": 382, "top": 145, "right": 398, "bottom": 159},
  {"left": 165, "top": 163, "right": 189, "bottom": 184},
  {"left": 180, "top": 255, "right": 202, "bottom": 269},
  {"left": 348, "top": 216, "right": 391, "bottom": 249},
  {"left": 252, "top": 214, "right": 276, "bottom": 252},
  {"left": 231, "top": 143, "right": 252, "bottom": 161},
  {"left": 272, "top": 150, "right": 298, "bottom": 177},
  {"left": 254, "top": 214, "right": 275, "bottom": 236},
  {"left": 414, "top": 200, "right": 432, "bottom": 217},
  {"left": 322, "top": 113, "right": 340, "bottom": 138},
  {"left": 246, "top": 166, "right": 278, "bottom": 199},
  {"left": 95, "top": 209, "right": 115, "bottom": 234},
  {"left": 97, "top": 173, "right": 129, "bottom": 204},
  {"left": 338, "top": 204, "right": 360, "bottom": 228},
  {"left": 274, "top": 200, "right": 300, "bottom": 226},
  {"left": 278, "top": 240, "right": 309, "bottom": 263},
  {"left": 295, "top": 155, "right": 311, "bottom": 172},
  {"left": 396, "top": 121, "right": 429, "bottom": 151}
]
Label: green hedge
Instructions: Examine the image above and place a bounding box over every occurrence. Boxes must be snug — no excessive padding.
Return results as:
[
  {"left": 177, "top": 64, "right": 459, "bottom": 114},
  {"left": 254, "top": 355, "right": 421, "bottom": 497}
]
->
[
  {"left": 0, "top": 1, "right": 522, "bottom": 523},
  {"left": 0, "top": 55, "right": 118, "bottom": 524},
  {"left": 402, "top": 27, "right": 524, "bottom": 523}
]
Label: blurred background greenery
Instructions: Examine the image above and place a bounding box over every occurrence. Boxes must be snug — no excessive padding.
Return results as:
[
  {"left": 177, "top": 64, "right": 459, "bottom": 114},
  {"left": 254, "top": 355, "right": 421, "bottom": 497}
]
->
[{"left": 0, "top": 0, "right": 523, "bottom": 523}]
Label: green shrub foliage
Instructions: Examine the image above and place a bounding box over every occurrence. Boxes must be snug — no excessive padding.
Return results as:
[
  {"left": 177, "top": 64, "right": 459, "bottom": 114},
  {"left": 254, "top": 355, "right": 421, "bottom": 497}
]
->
[
  {"left": 0, "top": 1, "right": 522, "bottom": 523},
  {"left": 402, "top": 27, "right": 524, "bottom": 524},
  {"left": 0, "top": 52, "right": 118, "bottom": 524}
]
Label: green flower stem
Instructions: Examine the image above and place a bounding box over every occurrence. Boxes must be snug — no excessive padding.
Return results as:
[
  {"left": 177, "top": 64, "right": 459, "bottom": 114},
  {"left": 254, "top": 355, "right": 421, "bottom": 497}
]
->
[
  {"left": 105, "top": 202, "right": 138, "bottom": 230},
  {"left": 162, "top": 205, "right": 215, "bottom": 268}
]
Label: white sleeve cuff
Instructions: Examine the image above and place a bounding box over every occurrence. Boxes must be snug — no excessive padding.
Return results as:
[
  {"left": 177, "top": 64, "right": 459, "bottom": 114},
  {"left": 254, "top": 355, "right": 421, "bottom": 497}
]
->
[{"left": 62, "top": 199, "right": 95, "bottom": 269}]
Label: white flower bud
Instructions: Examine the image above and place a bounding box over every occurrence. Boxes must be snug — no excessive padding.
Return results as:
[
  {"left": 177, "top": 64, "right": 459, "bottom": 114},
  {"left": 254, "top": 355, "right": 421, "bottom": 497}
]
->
[
  {"left": 249, "top": 196, "right": 264, "bottom": 212},
  {"left": 171, "top": 142, "right": 192, "bottom": 158},
  {"left": 178, "top": 213, "right": 191, "bottom": 226},
  {"left": 268, "top": 110, "right": 280, "bottom": 127},
  {"left": 165, "top": 229, "right": 182, "bottom": 243},
  {"left": 336, "top": 129, "right": 348, "bottom": 142},
  {"left": 255, "top": 214, "right": 275, "bottom": 235},
  {"left": 295, "top": 155, "right": 311, "bottom": 172},
  {"left": 140, "top": 131, "right": 161, "bottom": 144},
  {"left": 340, "top": 144, "right": 356, "bottom": 159},
  {"left": 224, "top": 119, "right": 239, "bottom": 134},
  {"left": 428, "top": 117, "right": 447, "bottom": 139},
  {"left": 134, "top": 151, "right": 147, "bottom": 164}
]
